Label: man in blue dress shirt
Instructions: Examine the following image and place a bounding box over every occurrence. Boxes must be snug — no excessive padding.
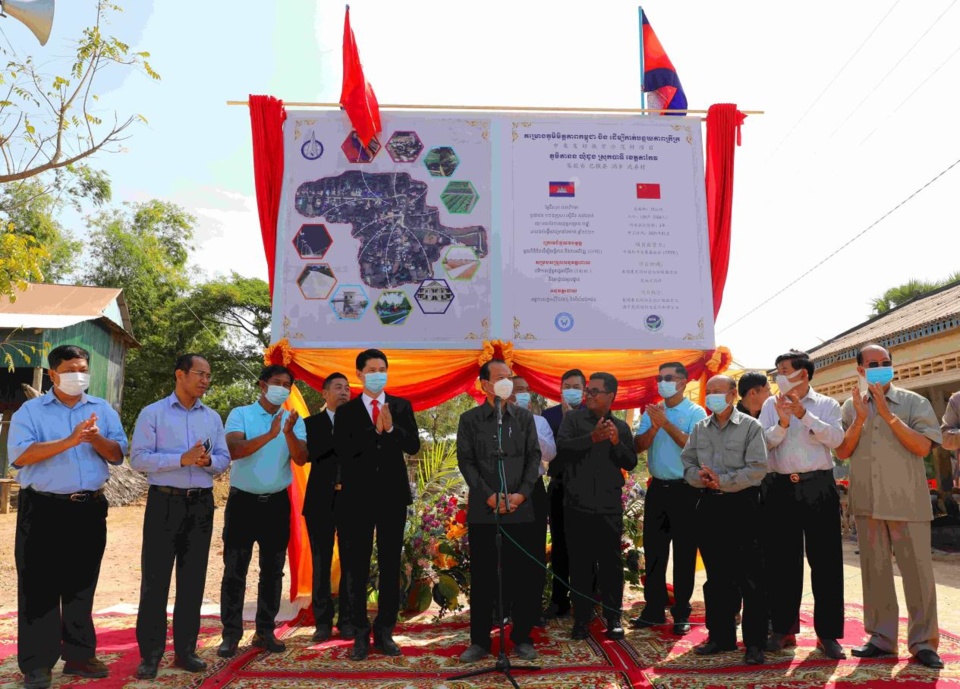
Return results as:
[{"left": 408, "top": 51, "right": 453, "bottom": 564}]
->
[
  {"left": 216, "top": 365, "right": 307, "bottom": 658},
  {"left": 630, "top": 362, "right": 706, "bottom": 636},
  {"left": 9, "top": 345, "right": 127, "bottom": 689},
  {"left": 130, "top": 353, "right": 230, "bottom": 679}
]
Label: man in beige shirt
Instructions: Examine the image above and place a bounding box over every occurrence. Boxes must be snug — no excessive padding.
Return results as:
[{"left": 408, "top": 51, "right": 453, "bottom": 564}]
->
[
  {"left": 941, "top": 390, "right": 960, "bottom": 454},
  {"left": 837, "top": 344, "right": 943, "bottom": 669}
]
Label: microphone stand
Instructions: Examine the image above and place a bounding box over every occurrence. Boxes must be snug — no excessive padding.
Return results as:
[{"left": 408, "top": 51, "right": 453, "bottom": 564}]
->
[{"left": 450, "top": 395, "right": 540, "bottom": 688}]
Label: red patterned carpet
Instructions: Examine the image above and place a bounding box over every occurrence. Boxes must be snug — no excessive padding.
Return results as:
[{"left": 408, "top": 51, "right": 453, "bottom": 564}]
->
[{"left": 0, "top": 603, "right": 958, "bottom": 687}]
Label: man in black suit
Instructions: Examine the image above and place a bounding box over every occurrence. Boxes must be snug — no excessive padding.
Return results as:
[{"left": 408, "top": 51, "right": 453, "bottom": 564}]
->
[
  {"left": 334, "top": 349, "right": 421, "bottom": 661},
  {"left": 303, "top": 372, "right": 354, "bottom": 643}
]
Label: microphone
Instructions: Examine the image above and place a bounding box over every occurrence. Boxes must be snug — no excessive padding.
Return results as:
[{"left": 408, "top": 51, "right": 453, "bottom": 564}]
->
[{"left": 495, "top": 395, "right": 502, "bottom": 425}]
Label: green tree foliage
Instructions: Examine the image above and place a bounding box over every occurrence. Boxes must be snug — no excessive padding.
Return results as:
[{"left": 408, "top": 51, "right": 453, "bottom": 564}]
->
[
  {"left": 0, "top": 181, "right": 82, "bottom": 282},
  {"left": 0, "top": 223, "right": 45, "bottom": 300},
  {"left": 870, "top": 271, "right": 960, "bottom": 316},
  {"left": 415, "top": 393, "right": 477, "bottom": 448},
  {"left": 0, "top": 1, "right": 159, "bottom": 187}
]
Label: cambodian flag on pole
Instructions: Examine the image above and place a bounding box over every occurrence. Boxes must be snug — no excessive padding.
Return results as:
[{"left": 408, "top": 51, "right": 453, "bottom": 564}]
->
[
  {"left": 340, "top": 5, "right": 381, "bottom": 146},
  {"left": 639, "top": 7, "right": 687, "bottom": 114}
]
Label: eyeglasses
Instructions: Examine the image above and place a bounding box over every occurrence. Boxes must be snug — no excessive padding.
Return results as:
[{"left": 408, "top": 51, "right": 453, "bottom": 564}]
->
[
  {"left": 655, "top": 374, "right": 684, "bottom": 383},
  {"left": 189, "top": 370, "right": 213, "bottom": 381},
  {"left": 584, "top": 388, "right": 610, "bottom": 397},
  {"left": 865, "top": 361, "right": 892, "bottom": 369}
]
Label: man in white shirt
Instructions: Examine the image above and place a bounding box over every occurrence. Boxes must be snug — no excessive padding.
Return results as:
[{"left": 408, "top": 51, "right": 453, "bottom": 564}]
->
[{"left": 759, "top": 350, "right": 845, "bottom": 660}]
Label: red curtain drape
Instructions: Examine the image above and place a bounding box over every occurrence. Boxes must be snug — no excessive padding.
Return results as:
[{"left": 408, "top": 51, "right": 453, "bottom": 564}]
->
[
  {"left": 249, "top": 94, "right": 287, "bottom": 297},
  {"left": 704, "top": 104, "right": 746, "bottom": 319}
]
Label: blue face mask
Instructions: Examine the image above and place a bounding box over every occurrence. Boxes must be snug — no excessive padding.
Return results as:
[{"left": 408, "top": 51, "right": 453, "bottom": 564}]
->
[
  {"left": 865, "top": 366, "right": 894, "bottom": 386},
  {"left": 364, "top": 371, "right": 388, "bottom": 394},
  {"left": 705, "top": 393, "right": 730, "bottom": 414},
  {"left": 562, "top": 388, "right": 583, "bottom": 406},
  {"left": 657, "top": 381, "right": 677, "bottom": 399},
  {"left": 514, "top": 392, "right": 531, "bottom": 409},
  {"left": 265, "top": 385, "right": 290, "bottom": 406}
]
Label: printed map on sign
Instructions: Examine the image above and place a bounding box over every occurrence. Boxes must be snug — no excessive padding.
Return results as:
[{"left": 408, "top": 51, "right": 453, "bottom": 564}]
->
[{"left": 294, "top": 171, "right": 488, "bottom": 290}]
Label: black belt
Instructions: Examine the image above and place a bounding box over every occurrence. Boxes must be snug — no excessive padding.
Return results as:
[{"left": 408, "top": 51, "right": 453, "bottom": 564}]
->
[
  {"left": 27, "top": 488, "right": 103, "bottom": 502},
  {"left": 703, "top": 486, "right": 760, "bottom": 497},
  {"left": 230, "top": 487, "right": 287, "bottom": 503},
  {"left": 150, "top": 485, "right": 212, "bottom": 498},
  {"left": 773, "top": 469, "right": 833, "bottom": 484},
  {"left": 703, "top": 488, "right": 726, "bottom": 496},
  {"left": 651, "top": 477, "right": 687, "bottom": 486}
]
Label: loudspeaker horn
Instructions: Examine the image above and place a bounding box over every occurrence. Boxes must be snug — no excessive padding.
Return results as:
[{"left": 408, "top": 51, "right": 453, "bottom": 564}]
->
[{"left": 0, "top": 0, "right": 55, "bottom": 46}]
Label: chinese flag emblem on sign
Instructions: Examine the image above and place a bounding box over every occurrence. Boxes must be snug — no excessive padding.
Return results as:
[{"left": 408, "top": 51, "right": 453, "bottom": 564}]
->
[{"left": 636, "top": 183, "right": 661, "bottom": 199}]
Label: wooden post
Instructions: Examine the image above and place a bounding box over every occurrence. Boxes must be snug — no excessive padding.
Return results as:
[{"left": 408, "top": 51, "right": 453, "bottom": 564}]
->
[{"left": 32, "top": 366, "right": 42, "bottom": 393}]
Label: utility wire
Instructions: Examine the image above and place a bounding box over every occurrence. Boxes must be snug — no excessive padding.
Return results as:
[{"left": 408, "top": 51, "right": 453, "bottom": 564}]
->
[
  {"left": 717, "top": 155, "right": 960, "bottom": 334},
  {"left": 831, "top": 0, "right": 957, "bottom": 138},
  {"left": 182, "top": 302, "right": 261, "bottom": 382},
  {"left": 763, "top": 0, "right": 901, "bottom": 163}
]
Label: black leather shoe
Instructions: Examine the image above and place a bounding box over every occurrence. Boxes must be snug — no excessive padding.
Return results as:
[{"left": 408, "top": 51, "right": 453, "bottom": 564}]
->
[
  {"left": 744, "top": 646, "right": 765, "bottom": 665},
  {"left": 349, "top": 636, "right": 370, "bottom": 661},
  {"left": 374, "top": 630, "right": 402, "bottom": 656},
  {"left": 173, "top": 653, "right": 207, "bottom": 673},
  {"left": 22, "top": 669, "right": 52, "bottom": 689},
  {"left": 916, "top": 649, "right": 945, "bottom": 669},
  {"left": 63, "top": 657, "right": 109, "bottom": 678},
  {"left": 766, "top": 633, "right": 797, "bottom": 652},
  {"left": 571, "top": 623, "right": 590, "bottom": 640},
  {"left": 817, "top": 638, "right": 846, "bottom": 659},
  {"left": 851, "top": 642, "right": 893, "bottom": 658},
  {"left": 135, "top": 657, "right": 161, "bottom": 680},
  {"left": 339, "top": 624, "right": 357, "bottom": 640},
  {"left": 694, "top": 640, "right": 738, "bottom": 655},
  {"left": 606, "top": 619, "right": 625, "bottom": 640},
  {"left": 217, "top": 638, "right": 240, "bottom": 658},
  {"left": 312, "top": 624, "right": 332, "bottom": 642},
  {"left": 673, "top": 620, "right": 691, "bottom": 636},
  {"left": 251, "top": 632, "right": 286, "bottom": 653},
  {"left": 629, "top": 616, "right": 666, "bottom": 629}
]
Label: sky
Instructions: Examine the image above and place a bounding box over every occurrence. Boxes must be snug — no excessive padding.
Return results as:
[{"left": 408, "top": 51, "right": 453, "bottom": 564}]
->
[{"left": 7, "top": 0, "right": 960, "bottom": 369}]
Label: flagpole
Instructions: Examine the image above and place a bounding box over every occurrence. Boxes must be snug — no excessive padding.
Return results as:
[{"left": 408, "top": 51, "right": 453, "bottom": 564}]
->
[{"left": 638, "top": 6, "right": 646, "bottom": 111}]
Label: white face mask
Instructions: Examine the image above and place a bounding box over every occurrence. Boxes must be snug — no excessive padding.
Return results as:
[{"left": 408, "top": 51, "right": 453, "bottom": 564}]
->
[
  {"left": 57, "top": 372, "right": 90, "bottom": 396},
  {"left": 493, "top": 378, "right": 514, "bottom": 400},
  {"left": 776, "top": 371, "right": 803, "bottom": 395}
]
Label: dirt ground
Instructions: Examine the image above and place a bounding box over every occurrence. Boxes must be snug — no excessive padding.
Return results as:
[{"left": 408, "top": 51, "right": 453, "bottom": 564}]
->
[{"left": 3, "top": 503, "right": 960, "bottom": 643}]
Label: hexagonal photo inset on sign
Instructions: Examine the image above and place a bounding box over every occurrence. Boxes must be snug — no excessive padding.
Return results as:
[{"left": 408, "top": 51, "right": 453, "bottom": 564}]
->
[
  {"left": 297, "top": 264, "right": 337, "bottom": 300},
  {"left": 330, "top": 285, "right": 370, "bottom": 321},
  {"left": 375, "top": 290, "right": 413, "bottom": 326},
  {"left": 386, "top": 131, "right": 424, "bottom": 163},
  {"left": 341, "top": 131, "right": 381, "bottom": 163},
  {"left": 423, "top": 146, "right": 460, "bottom": 177},
  {"left": 441, "top": 181, "right": 479, "bottom": 214},
  {"left": 442, "top": 245, "right": 480, "bottom": 281},
  {"left": 415, "top": 279, "right": 454, "bottom": 315},
  {"left": 293, "top": 223, "right": 333, "bottom": 259}
]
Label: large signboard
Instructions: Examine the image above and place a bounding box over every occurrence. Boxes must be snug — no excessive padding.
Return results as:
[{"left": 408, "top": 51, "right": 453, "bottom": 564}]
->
[{"left": 273, "top": 111, "right": 714, "bottom": 350}]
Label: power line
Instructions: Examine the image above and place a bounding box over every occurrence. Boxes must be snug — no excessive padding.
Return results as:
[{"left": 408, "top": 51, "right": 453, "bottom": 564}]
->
[
  {"left": 763, "top": 0, "right": 901, "bottom": 163},
  {"left": 182, "top": 302, "right": 261, "bottom": 382},
  {"left": 717, "top": 155, "right": 960, "bottom": 334},
  {"left": 830, "top": 0, "right": 957, "bottom": 138}
]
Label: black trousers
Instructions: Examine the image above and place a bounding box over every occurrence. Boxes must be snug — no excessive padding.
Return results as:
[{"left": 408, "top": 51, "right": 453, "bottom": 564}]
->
[
  {"left": 640, "top": 478, "right": 699, "bottom": 621},
  {"left": 15, "top": 488, "right": 108, "bottom": 673},
  {"left": 136, "top": 487, "right": 214, "bottom": 659},
  {"left": 565, "top": 508, "right": 624, "bottom": 626},
  {"left": 697, "top": 487, "right": 767, "bottom": 648},
  {"left": 467, "top": 520, "right": 540, "bottom": 649},
  {"left": 763, "top": 470, "right": 844, "bottom": 639},
  {"left": 338, "top": 501, "right": 407, "bottom": 636},
  {"left": 548, "top": 478, "right": 571, "bottom": 610},
  {"left": 305, "top": 490, "right": 351, "bottom": 629},
  {"left": 220, "top": 488, "right": 291, "bottom": 640}
]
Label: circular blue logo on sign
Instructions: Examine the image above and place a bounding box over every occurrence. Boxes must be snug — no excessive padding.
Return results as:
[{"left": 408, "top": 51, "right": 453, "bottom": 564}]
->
[
  {"left": 301, "top": 131, "right": 324, "bottom": 160},
  {"left": 555, "top": 312, "right": 574, "bottom": 332},
  {"left": 644, "top": 314, "right": 663, "bottom": 331}
]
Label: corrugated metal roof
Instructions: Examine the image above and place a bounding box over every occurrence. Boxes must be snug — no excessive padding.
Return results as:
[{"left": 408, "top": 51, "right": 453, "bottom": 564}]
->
[
  {"left": 809, "top": 281, "right": 960, "bottom": 362},
  {"left": 0, "top": 283, "right": 137, "bottom": 344}
]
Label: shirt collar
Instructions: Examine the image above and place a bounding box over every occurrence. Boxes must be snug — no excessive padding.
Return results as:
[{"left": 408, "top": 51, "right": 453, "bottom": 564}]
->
[
  {"left": 481, "top": 399, "right": 514, "bottom": 419},
  {"left": 710, "top": 406, "right": 744, "bottom": 427},
  {"left": 41, "top": 388, "right": 89, "bottom": 407},
  {"left": 362, "top": 392, "right": 386, "bottom": 406},
  {"left": 167, "top": 391, "right": 204, "bottom": 411}
]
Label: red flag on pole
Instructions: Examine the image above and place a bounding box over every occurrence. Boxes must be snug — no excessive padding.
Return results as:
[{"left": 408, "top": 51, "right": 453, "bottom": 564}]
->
[{"left": 340, "top": 5, "right": 381, "bottom": 147}]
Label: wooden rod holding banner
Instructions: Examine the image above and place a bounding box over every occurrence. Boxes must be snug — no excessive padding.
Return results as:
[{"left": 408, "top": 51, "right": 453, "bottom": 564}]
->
[{"left": 226, "top": 100, "right": 764, "bottom": 115}]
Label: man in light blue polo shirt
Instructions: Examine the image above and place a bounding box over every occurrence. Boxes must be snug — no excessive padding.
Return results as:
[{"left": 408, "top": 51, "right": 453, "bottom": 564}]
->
[
  {"left": 630, "top": 361, "right": 706, "bottom": 636},
  {"left": 217, "top": 365, "right": 307, "bottom": 659},
  {"left": 9, "top": 344, "right": 127, "bottom": 689}
]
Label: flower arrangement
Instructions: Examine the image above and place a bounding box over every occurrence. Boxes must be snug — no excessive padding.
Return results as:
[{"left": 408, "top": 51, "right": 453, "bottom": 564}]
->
[{"left": 621, "top": 470, "right": 646, "bottom": 589}]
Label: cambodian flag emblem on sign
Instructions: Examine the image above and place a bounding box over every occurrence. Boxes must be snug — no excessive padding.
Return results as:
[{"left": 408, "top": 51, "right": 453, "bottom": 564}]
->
[
  {"left": 549, "top": 181, "right": 575, "bottom": 197},
  {"left": 636, "top": 183, "right": 661, "bottom": 199}
]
